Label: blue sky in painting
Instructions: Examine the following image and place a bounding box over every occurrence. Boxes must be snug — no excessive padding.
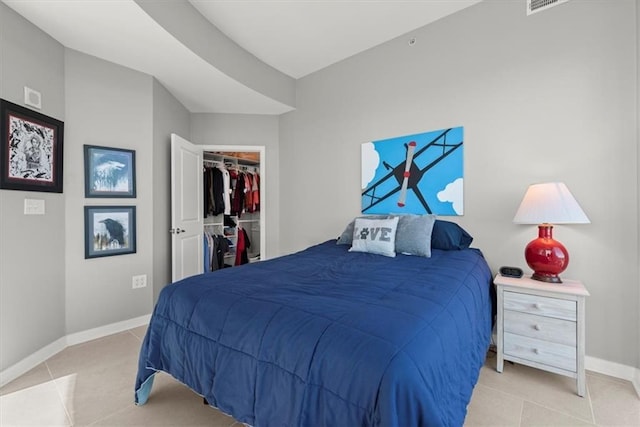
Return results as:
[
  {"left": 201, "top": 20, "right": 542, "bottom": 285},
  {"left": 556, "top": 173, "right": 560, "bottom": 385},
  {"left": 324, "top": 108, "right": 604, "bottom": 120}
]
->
[{"left": 361, "top": 127, "right": 464, "bottom": 215}]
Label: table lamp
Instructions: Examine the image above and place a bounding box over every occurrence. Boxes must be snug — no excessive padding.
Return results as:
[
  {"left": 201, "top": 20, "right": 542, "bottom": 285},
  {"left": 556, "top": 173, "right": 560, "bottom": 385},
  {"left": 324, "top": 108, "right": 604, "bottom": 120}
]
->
[{"left": 513, "top": 182, "right": 590, "bottom": 283}]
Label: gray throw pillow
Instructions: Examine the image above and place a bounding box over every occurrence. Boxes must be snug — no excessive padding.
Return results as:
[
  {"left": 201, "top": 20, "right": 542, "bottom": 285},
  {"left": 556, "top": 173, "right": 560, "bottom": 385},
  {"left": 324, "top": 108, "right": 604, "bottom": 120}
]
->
[{"left": 394, "top": 214, "right": 436, "bottom": 257}]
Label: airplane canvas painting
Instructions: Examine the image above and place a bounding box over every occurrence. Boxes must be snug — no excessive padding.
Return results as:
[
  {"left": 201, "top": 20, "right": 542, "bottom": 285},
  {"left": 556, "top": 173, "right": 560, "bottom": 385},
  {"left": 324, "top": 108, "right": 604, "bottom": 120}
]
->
[{"left": 361, "top": 127, "right": 464, "bottom": 215}]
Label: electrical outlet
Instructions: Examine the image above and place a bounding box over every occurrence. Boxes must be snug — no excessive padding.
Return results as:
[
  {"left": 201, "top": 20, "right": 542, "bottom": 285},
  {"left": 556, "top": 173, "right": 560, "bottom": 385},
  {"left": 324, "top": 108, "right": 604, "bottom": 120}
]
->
[{"left": 132, "top": 274, "right": 147, "bottom": 289}]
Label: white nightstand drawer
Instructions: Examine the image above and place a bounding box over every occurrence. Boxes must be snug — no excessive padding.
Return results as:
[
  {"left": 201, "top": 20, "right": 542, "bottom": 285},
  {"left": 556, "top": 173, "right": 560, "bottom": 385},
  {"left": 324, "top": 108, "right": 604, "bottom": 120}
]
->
[
  {"left": 504, "top": 291, "right": 576, "bottom": 321},
  {"left": 504, "top": 332, "right": 576, "bottom": 372},
  {"left": 504, "top": 310, "right": 576, "bottom": 346},
  {"left": 495, "top": 275, "right": 588, "bottom": 396}
]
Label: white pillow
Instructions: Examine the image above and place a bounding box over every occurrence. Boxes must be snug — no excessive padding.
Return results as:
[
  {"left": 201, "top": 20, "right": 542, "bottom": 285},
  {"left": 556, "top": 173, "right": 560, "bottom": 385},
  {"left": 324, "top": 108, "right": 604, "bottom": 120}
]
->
[
  {"left": 336, "top": 215, "right": 388, "bottom": 245},
  {"left": 349, "top": 216, "right": 399, "bottom": 257}
]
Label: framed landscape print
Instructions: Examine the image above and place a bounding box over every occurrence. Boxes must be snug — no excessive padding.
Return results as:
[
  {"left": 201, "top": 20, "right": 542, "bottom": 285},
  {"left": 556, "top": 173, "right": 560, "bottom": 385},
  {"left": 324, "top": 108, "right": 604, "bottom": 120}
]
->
[
  {"left": 84, "top": 145, "right": 136, "bottom": 198},
  {"left": 0, "top": 99, "right": 64, "bottom": 193},
  {"left": 84, "top": 205, "right": 136, "bottom": 259}
]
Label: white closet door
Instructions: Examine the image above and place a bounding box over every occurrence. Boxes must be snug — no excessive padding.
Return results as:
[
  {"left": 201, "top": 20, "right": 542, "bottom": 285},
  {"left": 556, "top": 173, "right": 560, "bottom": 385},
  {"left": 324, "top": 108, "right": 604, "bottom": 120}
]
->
[{"left": 171, "top": 134, "right": 203, "bottom": 282}]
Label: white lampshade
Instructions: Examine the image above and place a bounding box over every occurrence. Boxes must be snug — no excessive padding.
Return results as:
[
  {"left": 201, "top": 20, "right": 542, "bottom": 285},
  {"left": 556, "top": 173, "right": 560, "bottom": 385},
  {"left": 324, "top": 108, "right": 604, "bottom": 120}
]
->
[{"left": 513, "top": 182, "right": 590, "bottom": 225}]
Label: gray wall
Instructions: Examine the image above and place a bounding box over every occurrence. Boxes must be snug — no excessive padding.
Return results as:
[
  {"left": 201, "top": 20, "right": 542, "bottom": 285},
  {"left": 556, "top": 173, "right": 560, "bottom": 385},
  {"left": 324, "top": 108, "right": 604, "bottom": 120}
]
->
[
  {"left": 1, "top": 18, "right": 193, "bottom": 367},
  {"left": 279, "top": 0, "right": 639, "bottom": 366},
  {"left": 2, "top": 0, "right": 638, "bottom": 374},
  {"left": 0, "top": 3, "right": 66, "bottom": 370},
  {"left": 64, "top": 50, "right": 154, "bottom": 333},
  {"left": 152, "top": 79, "right": 190, "bottom": 302},
  {"left": 0, "top": 2, "right": 277, "bottom": 369},
  {"left": 636, "top": 0, "right": 640, "bottom": 372},
  {"left": 191, "top": 113, "right": 280, "bottom": 258}
]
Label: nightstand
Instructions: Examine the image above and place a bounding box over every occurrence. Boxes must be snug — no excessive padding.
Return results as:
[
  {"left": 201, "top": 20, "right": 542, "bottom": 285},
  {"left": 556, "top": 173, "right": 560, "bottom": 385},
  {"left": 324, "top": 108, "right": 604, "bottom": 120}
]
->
[{"left": 494, "top": 274, "right": 590, "bottom": 396}]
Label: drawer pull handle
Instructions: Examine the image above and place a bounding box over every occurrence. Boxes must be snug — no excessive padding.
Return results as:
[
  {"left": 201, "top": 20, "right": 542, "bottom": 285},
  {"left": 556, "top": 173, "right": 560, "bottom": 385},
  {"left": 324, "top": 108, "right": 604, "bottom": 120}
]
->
[
  {"left": 534, "top": 324, "right": 541, "bottom": 331},
  {"left": 533, "top": 348, "right": 540, "bottom": 354},
  {"left": 533, "top": 303, "right": 542, "bottom": 309}
]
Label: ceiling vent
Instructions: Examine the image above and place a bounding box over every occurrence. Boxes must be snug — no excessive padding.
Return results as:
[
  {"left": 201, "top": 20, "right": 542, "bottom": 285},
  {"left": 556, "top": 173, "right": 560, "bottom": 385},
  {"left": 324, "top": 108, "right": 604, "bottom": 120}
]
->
[{"left": 527, "top": 0, "right": 570, "bottom": 15}]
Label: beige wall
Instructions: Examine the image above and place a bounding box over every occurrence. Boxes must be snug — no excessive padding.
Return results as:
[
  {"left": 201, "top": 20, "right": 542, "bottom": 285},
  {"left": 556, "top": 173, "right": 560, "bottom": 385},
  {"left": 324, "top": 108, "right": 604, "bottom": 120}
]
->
[{"left": 279, "top": 0, "right": 639, "bottom": 366}]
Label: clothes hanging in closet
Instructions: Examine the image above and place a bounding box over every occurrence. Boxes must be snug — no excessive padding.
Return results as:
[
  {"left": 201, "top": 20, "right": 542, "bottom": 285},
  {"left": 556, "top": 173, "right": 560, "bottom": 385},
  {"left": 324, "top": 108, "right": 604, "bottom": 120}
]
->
[
  {"left": 221, "top": 167, "right": 231, "bottom": 215},
  {"left": 203, "top": 165, "right": 225, "bottom": 217},
  {"left": 235, "top": 227, "right": 251, "bottom": 266},
  {"left": 230, "top": 169, "right": 245, "bottom": 216},
  {"left": 251, "top": 173, "right": 260, "bottom": 212},
  {"left": 228, "top": 170, "right": 261, "bottom": 217},
  {"left": 204, "top": 163, "right": 260, "bottom": 218},
  {"left": 203, "top": 231, "right": 231, "bottom": 272}
]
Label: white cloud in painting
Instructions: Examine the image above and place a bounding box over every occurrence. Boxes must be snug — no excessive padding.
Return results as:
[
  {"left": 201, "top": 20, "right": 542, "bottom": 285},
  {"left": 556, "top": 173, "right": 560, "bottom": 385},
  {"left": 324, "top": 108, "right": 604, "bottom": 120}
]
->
[
  {"left": 361, "top": 142, "right": 380, "bottom": 189},
  {"left": 437, "top": 178, "right": 464, "bottom": 215}
]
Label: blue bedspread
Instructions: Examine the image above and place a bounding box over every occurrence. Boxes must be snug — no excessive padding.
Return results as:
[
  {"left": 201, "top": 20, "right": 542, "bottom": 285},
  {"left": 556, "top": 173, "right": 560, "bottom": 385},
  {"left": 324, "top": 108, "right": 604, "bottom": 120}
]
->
[{"left": 135, "top": 240, "right": 493, "bottom": 426}]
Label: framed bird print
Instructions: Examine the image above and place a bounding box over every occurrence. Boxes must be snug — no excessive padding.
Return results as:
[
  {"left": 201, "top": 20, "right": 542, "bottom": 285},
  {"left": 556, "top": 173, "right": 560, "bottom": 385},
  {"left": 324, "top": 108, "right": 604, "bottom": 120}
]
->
[
  {"left": 84, "top": 144, "right": 136, "bottom": 198},
  {"left": 84, "top": 205, "right": 136, "bottom": 259},
  {"left": 0, "top": 99, "right": 64, "bottom": 193}
]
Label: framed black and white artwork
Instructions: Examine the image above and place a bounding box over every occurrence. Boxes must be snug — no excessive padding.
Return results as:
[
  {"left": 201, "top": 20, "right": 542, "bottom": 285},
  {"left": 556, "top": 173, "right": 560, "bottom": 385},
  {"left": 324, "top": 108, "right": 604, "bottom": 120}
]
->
[{"left": 0, "top": 99, "right": 64, "bottom": 193}]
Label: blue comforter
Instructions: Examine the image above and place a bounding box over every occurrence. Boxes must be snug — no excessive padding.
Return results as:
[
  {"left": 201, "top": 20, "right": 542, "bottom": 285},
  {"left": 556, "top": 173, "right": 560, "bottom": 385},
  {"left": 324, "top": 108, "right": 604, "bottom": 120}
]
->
[{"left": 135, "top": 240, "right": 493, "bottom": 426}]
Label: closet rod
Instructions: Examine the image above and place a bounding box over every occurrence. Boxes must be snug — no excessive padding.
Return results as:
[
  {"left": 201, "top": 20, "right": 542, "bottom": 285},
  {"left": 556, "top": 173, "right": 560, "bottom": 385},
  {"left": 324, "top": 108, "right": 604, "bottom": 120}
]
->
[
  {"left": 205, "top": 152, "right": 259, "bottom": 167},
  {"left": 203, "top": 159, "right": 222, "bottom": 166},
  {"left": 202, "top": 159, "right": 259, "bottom": 173}
]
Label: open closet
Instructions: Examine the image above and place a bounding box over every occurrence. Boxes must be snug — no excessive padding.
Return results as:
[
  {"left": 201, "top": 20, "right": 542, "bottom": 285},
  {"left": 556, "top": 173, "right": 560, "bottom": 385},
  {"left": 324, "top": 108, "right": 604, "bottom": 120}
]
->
[
  {"left": 170, "top": 134, "right": 266, "bottom": 282},
  {"left": 203, "top": 151, "right": 262, "bottom": 271}
]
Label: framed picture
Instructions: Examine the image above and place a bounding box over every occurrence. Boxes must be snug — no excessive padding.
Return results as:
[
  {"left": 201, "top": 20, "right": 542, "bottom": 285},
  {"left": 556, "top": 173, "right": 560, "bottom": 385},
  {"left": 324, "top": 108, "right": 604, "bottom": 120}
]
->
[
  {"left": 0, "top": 99, "right": 64, "bottom": 193},
  {"left": 84, "top": 205, "right": 136, "bottom": 259},
  {"left": 361, "top": 126, "right": 464, "bottom": 215},
  {"left": 84, "top": 145, "right": 136, "bottom": 198}
]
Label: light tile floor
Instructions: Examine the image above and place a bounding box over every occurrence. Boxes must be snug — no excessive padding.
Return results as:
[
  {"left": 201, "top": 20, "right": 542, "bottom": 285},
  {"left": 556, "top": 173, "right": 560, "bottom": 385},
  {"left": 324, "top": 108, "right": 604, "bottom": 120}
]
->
[{"left": 1, "top": 325, "right": 638, "bottom": 426}]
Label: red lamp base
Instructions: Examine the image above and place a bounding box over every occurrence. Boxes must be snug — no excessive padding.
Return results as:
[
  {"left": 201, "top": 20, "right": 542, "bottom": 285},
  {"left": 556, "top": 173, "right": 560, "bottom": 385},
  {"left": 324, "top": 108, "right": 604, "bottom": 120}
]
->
[{"left": 524, "top": 224, "right": 569, "bottom": 284}]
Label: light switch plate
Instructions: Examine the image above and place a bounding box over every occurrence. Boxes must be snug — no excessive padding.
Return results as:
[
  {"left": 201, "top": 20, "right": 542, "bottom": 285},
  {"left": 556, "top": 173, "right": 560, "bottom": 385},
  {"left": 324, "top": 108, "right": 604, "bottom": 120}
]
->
[{"left": 24, "top": 198, "right": 45, "bottom": 215}]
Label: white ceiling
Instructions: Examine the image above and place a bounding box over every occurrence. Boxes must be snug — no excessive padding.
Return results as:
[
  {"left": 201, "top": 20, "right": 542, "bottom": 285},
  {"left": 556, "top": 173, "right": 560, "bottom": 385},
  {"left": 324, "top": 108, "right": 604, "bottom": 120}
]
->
[{"left": 2, "top": 0, "right": 482, "bottom": 114}]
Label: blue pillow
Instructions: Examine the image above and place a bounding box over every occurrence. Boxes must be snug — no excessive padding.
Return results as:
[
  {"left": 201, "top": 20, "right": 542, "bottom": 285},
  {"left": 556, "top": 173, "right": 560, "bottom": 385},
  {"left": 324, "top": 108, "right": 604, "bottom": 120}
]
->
[{"left": 431, "top": 220, "right": 473, "bottom": 250}]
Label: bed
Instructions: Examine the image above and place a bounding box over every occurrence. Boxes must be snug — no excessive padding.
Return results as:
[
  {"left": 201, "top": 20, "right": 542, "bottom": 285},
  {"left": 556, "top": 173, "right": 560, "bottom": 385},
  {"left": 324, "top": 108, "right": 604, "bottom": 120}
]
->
[{"left": 135, "top": 220, "right": 493, "bottom": 427}]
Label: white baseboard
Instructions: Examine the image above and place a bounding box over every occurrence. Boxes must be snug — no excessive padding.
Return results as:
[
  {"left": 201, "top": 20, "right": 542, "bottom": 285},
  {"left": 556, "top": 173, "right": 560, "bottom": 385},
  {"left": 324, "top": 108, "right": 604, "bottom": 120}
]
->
[
  {"left": 0, "top": 337, "right": 66, "bottom": 388},
  {"left": 0, "top": 314, "right": 151, "bottom": 388},
  {"left": 66, "top": 314, "right": 151, "bottom": 346},
  {"left": 586, "top": 355, "right": 640, "bottom": 398}
]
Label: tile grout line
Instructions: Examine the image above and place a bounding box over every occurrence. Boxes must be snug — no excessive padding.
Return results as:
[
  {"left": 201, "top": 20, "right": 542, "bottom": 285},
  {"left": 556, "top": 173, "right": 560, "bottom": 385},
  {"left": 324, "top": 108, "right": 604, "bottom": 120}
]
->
[
  {"left": 127, "top": 328, "right": 143, "bottom": 342},
  {"left": 91, "top": 331, "right": 144, "bottom": 426},
  {"left": 518, "top": 397, "right": 524, "bottom": 427},
  {"left": 477, "top": 382, "right": 595, "bottom": 425},
  {"left": 86, "top": 404, "right": 132, "bottom": 426},
  {"left": 586, "top": 380, "right": 597, "bottom": 425},
  {"left": 45, "top": 361, "right": 73, "bottom": 426}
]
